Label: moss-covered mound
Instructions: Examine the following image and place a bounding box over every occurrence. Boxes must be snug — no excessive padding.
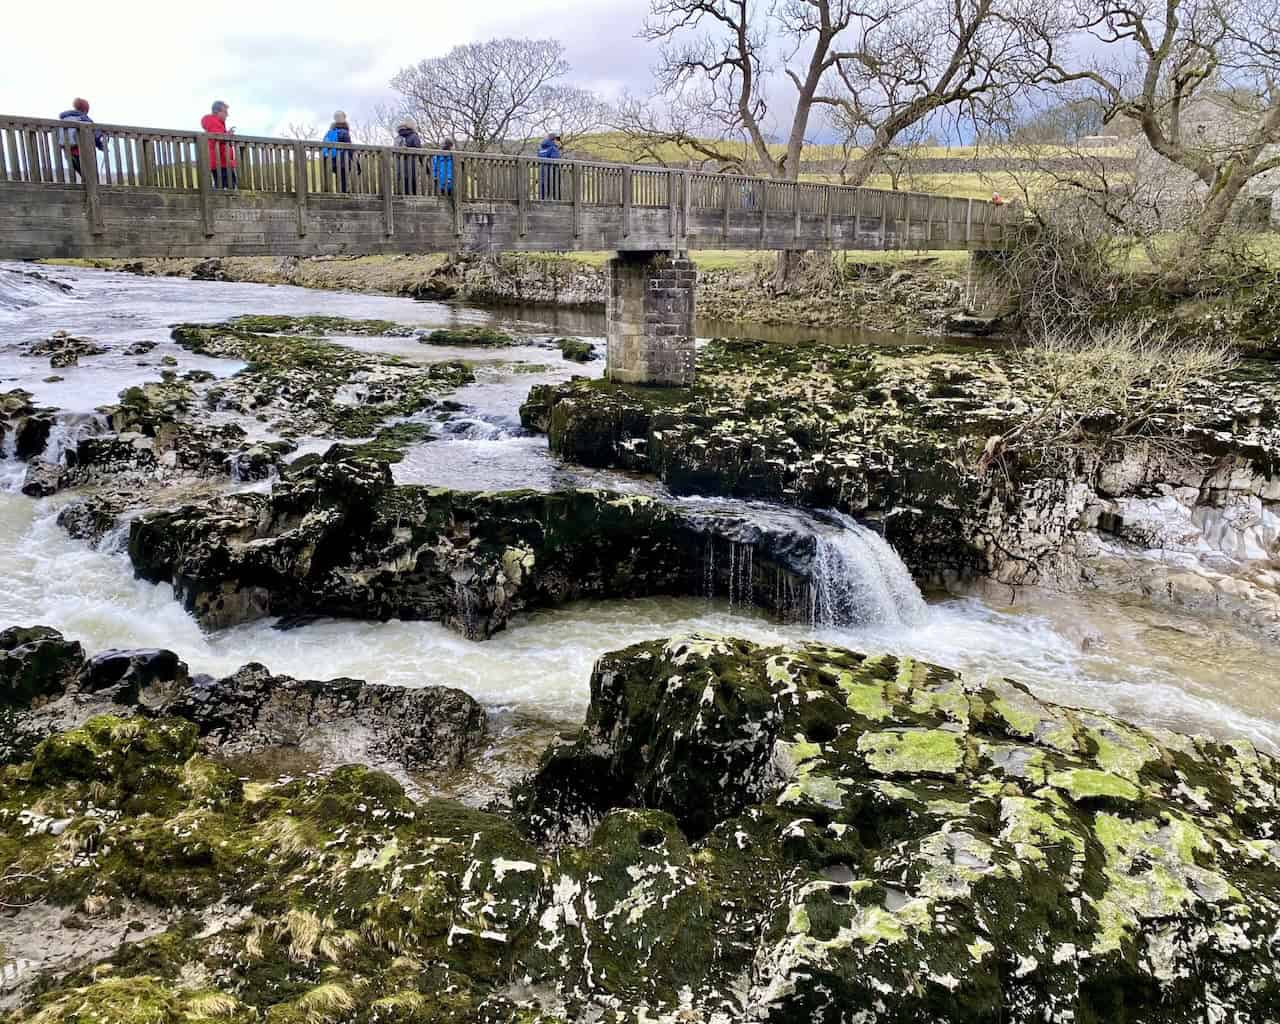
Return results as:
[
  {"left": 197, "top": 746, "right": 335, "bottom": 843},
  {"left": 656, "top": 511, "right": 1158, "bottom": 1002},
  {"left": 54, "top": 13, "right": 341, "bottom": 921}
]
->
[
  {"left": 5, "top": 637, "right": 1278, "bottom": 1022},
  {"left": 519, "top": 634, "right": 1280, "bottom": 1021},
  {"left": 228, "top": 314, "right": 416, "bottom": 337},
  {"left": 421, "top": 326, "right": 519, "bottom": 347},
  {"left": 555, "top": 337, "right": 596, "bottom": 363}
]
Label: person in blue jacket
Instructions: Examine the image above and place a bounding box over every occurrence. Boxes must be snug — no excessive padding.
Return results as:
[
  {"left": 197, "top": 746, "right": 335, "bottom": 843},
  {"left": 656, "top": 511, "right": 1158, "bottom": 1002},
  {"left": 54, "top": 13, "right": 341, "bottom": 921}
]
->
[
  {"left": 432, "top": 138, "right": 455, "bottom": 197},
  {"left": 322, "top": 111, "right": 355, "bottom": 192},
  {"left": 57, "top": 98, "right": 104, "bottom": 180},
  {"left": 538, "top": 132, "right": 562, "bottom": 200}
]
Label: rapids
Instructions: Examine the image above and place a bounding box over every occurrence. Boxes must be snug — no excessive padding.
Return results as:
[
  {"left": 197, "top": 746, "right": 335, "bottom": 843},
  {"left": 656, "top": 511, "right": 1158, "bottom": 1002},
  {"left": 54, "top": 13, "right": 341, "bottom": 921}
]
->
[{"left": 2, "top": 260, "right": 1278, "bottom": 767}]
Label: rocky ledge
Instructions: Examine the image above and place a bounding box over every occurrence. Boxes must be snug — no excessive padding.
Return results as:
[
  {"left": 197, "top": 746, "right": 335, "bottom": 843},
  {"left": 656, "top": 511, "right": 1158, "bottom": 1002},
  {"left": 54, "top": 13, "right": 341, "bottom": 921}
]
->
[
  {"left": 0, "top": 625, "right": 485, "bottom": 772},
  {"left": 523, "top": 338, "right": 1280, "bottom": 630},
  {"left": 2, "top": 632, "right": 1276, "bottom": 1021},
  {"left": 124, "top": 447, "right": 841, "bottom": 638}
]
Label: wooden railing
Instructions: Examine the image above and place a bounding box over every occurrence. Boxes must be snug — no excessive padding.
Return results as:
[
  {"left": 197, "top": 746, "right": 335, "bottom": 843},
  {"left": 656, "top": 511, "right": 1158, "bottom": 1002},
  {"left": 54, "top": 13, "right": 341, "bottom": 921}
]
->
[{"left": 0, "top": 114, "right": 1015, "bottom": 247}]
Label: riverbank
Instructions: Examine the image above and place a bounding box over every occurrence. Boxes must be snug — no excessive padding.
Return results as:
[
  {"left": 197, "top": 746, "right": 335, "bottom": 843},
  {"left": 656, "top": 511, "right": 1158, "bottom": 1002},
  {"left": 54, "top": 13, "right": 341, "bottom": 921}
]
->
[{"left": 52, "top": 250, "right": 986, "bottom": 336}]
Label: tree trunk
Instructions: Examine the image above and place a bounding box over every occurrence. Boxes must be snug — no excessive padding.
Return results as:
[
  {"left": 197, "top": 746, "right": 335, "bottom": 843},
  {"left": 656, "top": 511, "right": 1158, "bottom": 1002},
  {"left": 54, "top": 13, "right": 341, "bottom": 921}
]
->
[
  {"left": 1162, "top": 169, "right": 1250, "bottom": 293},
  {"left": 772, "top": 250, "right": 808, "bottom": 293}
]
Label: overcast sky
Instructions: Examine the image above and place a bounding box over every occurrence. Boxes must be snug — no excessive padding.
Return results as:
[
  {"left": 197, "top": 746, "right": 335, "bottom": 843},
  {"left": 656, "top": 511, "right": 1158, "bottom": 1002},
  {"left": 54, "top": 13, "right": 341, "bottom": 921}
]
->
[{"left": 2, "top": 0, "right": 654, "bottom": 136}]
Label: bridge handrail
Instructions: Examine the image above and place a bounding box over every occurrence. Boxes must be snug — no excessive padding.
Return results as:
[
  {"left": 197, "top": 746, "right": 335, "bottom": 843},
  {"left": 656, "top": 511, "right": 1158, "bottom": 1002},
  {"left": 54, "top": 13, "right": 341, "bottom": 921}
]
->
[{"left": 0, "top": 113, "right": 1014, "bottom": 243}]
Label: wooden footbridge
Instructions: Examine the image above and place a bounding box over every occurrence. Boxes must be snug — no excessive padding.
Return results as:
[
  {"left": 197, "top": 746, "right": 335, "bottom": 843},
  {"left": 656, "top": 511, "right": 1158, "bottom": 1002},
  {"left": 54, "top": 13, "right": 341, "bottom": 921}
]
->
[
  {"left": 0, "top": 115, "right": 1012, "bottom": 260},
  {"left": 0, "top": 113, "right": 1014, "bottom": 387}
]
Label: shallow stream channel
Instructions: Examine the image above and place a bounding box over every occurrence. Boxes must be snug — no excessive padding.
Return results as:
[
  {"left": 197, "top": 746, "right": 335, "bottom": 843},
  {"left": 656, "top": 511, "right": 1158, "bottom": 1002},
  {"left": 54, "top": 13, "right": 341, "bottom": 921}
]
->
[{"left": 2, "top": 261, "right": 1277, "bottom": 801}]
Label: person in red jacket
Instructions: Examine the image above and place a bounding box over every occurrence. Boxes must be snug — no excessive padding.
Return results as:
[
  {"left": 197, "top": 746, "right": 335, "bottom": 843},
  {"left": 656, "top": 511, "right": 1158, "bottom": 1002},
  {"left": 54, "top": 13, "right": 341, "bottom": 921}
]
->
[{"left": 200, "top": 101, "right": 237, "bottom": 189}]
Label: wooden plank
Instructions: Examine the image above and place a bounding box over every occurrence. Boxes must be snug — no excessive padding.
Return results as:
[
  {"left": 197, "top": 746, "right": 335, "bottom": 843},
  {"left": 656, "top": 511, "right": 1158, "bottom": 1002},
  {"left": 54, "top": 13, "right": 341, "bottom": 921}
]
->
[
  {"left": 572, "top": 162, "right": 581, "bottom": 238},
  {"left": 453, "top": 156, "right": 464, "bottom": 238},
  {"left": 380, "top": 151, "right": 394, "bottom": 236},
  {"left": 682, "top": 170, "right": 691, "bottom": 245},
  {"left": 966, "top": 198, "right": 973, "bottom": 243},
  {"left": 195, "top": 134, "right": 214, "bottom": 236},
  {"left": 668, "top": 169, "right": 677, "bottom": 245},
  {"left": 722, "top": 176, "right": 731, "bottom": 240},
  {"left": 622, "top": 166, "right": 631, "bottom": 238},
  {"left": 824, "top": 185, "right": 833, "bottom": 243},
  {"left": 76, "top": 124, "right": 104, "bottom": 234},
  {"left": 294, "top": 142, "right": 308, "bottom": 237},
  {"left": 517, "top": 157, "right": 529, "bottom": 237}
]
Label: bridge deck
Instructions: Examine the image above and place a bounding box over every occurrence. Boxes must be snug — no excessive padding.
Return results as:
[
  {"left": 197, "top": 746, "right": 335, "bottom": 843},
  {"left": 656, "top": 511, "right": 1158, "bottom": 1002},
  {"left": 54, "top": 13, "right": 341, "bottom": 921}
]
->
[{"left": 0, "top": 115, "right": 1013, "bottom": 260}]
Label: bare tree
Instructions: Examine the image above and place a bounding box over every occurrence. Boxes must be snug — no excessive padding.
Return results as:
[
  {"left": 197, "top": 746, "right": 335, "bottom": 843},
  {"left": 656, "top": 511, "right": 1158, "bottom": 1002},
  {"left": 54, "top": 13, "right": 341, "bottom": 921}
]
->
[
  {"left": 824, "top": 0, "right": 1062, "bottom": 185},
  {"left": 282, "top": 121, "right": 320, "bottom": 142},
  {"left": 1030, "top": 0, "right": 1280, "bottom": 288},
  {"left": 390, "top": 38, "right": 602, "bottom": 153}
]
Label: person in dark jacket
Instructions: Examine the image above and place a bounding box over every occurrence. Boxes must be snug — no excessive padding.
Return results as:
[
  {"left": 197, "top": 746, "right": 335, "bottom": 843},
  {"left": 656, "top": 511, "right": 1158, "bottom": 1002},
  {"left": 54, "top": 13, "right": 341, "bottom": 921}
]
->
[
  {"left": 395, "top": 119, "right": 422, "bottom": 194},
  {"left": 538, "top": 132, "right": 562, "bottom": 200},
  {"left": 322, "top": 111, "right": 355, "bottom": 192},
  {"left": 58, "top": 98, "right": 104, "bottom": 180}
]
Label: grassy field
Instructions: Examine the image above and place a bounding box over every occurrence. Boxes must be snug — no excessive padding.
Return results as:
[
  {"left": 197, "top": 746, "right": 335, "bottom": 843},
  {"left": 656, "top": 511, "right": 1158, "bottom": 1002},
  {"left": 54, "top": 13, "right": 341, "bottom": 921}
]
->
[{"left": 576, "top": 132, "right": 1134, "bottom": 166}]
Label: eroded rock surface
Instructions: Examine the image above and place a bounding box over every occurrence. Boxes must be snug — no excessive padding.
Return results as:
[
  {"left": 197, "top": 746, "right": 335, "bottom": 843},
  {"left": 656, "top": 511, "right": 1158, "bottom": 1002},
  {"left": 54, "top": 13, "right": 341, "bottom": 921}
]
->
[
  {"left": 3, "top": 635, "right": 1277, "bottom": 1021},
  {"left": 523, "top": 338, "right": 1280, "bottom": 631}
]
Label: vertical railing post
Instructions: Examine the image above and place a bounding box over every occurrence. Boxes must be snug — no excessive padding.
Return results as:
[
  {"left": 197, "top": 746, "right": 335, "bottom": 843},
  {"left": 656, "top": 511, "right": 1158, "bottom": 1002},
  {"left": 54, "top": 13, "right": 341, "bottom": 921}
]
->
[
  {"left": 453, "top": 156, "right": 465, "bottom": 238},
  {"left": 793, "top": 181, "right": 801, "bottom": 241},
  {"left": 760, "top": 181, "right": 769, "bottom": 245},
  {"left": 76, "top": 123, "right": 104, "bottom": 235},
  {"left": 381, "top": 148, "right": 394, "bottom": 237},
  {"left": 824, "top": 185, "right": 833, "bottom": 245},
  {"left": 622, "top": 166, "right": 633, "bottom": 238},
  {"left": 852, "top": 188, "right": 862, "bottom": 246},
  {"left": 966, "top": 198, "right": 974, "bottom": 244},
  {"left": 141, "top": 138, "right": 156, "bottom": 186},
  {"left": 722, "top": 175, "right": 732, "bottom": 240},
  {"left": 667, "top": 168, "right": 677, "bottom": 246},
  {"left": 293, "top": 142, "right": 308, "bottom": 237},
  {"left": 904, "top": 194, "right": 913, "bottom": 251},
  {"left": 878, "top": 194, "right": 888, "bottom": 249},
  {"left": 518, "top": 157, "right": 529, "bottom": 237},
  {"left": 682, "top": 170, "right": 691, "bottom": 245},
  {"left": 194, "top": 133, "right": 214, "bottom": 238},
  {"left": 572, "top": 161, "right": 581, "bottom": 239}
]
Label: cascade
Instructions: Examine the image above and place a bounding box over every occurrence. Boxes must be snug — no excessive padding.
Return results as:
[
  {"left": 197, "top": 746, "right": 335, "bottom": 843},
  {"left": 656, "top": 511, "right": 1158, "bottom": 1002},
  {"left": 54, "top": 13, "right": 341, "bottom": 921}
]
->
[{"left": 807, "top": 511, "right": 928, "bottom": 628}]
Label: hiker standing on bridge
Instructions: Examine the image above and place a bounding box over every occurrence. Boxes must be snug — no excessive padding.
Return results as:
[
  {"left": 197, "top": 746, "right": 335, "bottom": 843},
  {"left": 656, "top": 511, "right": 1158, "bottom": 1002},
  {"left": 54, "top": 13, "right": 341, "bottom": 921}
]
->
[
  {"left": 57, "top": 99, "right": 103, "bottom": 181},
  {"left": 432, "top": 138, "right": 455, "bottom": 197},
  {"left": 323, "top": 112, "right": 355, "bottom": 193},
  {"left": 538, "top": 132, "right": 562, "bottom": 200},
  {"left": 201, "top": 102, "right": 237, "bottom": 190},
  {"left": 395, "top": 119, "right": 422, "bottom": 195}
]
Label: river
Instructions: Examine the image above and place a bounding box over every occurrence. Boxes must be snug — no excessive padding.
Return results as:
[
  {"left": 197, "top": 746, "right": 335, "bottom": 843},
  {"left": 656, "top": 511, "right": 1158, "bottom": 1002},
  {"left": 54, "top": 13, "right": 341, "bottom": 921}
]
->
[{"left": 2, "top": 260, "right": 1277, "bottom": 781}]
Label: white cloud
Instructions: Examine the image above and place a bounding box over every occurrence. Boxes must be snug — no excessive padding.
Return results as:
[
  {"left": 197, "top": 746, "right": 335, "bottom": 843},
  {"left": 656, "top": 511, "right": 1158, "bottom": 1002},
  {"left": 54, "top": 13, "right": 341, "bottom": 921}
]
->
[{"left": 1, "top": 0, "right": 650, "bottom": 137}]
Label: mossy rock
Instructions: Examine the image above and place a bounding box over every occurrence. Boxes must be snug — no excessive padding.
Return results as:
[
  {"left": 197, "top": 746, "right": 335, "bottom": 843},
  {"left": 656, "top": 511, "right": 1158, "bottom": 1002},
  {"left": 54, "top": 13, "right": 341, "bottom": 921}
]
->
[
  {"left": 555, "top": 337, "right": 596, "bottom": 363},
  {"left": 421, "top": 327, "right": 519, "bottom": 347},
  {"left": 229, "top": 314, "right": 414, "bottom": 337}
]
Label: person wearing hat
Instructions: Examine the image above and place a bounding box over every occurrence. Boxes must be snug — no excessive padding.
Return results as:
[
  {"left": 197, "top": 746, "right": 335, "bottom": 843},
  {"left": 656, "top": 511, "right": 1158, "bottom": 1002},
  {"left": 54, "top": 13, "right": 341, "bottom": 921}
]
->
[
  {"left": 432, "top": 137, "right": 455, "bottom": 198},
  {"left": 395, "top": 118, "right": 422, "bottom": 195},
  {"left": 57, "top": 98, "right": 104, "bottom": 181},
  {"left": 200, "top": 101, "right": 237, "bottom": 189},
  {"left": 322, "top": 111, "right": 355, "bottom": 192},
  {"left": 538, "top": 131, "right": 562, "bottom": 200}
]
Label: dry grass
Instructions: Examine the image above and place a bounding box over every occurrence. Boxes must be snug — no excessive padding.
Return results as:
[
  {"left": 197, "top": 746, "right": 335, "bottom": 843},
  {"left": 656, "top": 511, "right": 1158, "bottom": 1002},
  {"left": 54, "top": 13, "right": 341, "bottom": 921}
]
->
[{"left": 294, "top": 982, "right": 356, "bottom": 1024}]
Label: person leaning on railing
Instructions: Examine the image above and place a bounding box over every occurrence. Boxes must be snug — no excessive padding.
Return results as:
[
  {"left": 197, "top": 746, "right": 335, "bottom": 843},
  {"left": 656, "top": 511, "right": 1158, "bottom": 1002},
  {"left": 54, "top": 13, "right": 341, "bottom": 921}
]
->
[
  {"left": 322, "top": 111, "right": 356, "bottom": 193},
  {"left": 200, "top": 101, "right": 237, "bottom": 190},
  {"left": 396, "top": 119, "right": 422, "bottom": 195},
  {"left": 432, "top": 139, "right": 455, "bottom": 197},
  {"left": 57, "top": 98, "right": 104, "bottom": 181}
]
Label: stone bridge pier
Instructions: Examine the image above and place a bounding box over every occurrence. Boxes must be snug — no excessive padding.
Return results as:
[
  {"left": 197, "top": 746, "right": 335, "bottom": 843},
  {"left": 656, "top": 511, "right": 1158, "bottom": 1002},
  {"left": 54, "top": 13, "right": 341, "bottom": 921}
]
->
[{"left": 605, "top": 251, "right": 697, "bottom": 386}]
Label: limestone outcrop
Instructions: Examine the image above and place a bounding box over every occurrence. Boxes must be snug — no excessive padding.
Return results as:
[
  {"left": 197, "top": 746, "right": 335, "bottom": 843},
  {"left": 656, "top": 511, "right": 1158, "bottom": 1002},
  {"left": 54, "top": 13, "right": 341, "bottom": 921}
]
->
[{"left": 3, "top": 634, "right": 1277, "bottom": 1021}]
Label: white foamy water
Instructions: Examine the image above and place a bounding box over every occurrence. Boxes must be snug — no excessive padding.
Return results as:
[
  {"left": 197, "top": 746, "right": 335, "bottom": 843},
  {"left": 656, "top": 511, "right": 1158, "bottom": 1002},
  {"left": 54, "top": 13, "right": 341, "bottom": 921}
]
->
[
  {"left": 2, "top": 262, "right": 1278, "bottom": 756},
  {"left": 1, "top": 492, "right": 1277, "bottom": 750}
]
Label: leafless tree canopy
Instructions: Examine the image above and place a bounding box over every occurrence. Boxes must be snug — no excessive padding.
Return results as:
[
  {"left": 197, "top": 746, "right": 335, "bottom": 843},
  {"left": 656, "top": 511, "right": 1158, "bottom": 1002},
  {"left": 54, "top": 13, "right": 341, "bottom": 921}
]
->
[
  {"left": 390, "top": 38, "right": 605, "bottom": 152},
  {"left": 825, "top": 0, "right": 1062, "bottom": 184},
  {"left": 1030, "top": 0, "right": 1280, "bottom": 278}
]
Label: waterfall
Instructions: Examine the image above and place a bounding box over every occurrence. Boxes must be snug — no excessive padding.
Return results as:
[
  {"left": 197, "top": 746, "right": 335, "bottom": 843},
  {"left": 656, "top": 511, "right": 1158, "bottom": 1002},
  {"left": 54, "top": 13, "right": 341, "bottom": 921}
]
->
[
  {"left": 41, "top": 413, "right": 109, "bottom": 467},
  {"left": 808, "top": 511, "right": 928, "bottom": 628},
  {"left": 0, "top": 431, "right": 22, "bottom": 493}
]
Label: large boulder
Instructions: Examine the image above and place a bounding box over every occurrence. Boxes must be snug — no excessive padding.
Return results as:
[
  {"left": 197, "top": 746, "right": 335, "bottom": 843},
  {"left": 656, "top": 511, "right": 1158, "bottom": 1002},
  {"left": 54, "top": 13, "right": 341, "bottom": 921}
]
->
[
  {"left": 0, "top": 626, "right": 84, "bottom": 708},
  {"left": 519, "top": 634, "right": 1280, "bottom": 1021},
  {"left": 168, "top": 663, "right": 487, "bottom": 771}
]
